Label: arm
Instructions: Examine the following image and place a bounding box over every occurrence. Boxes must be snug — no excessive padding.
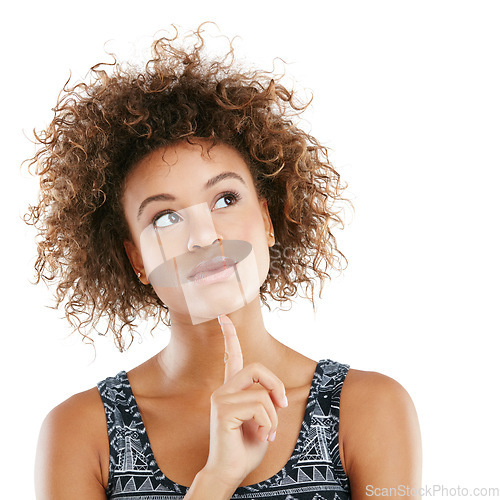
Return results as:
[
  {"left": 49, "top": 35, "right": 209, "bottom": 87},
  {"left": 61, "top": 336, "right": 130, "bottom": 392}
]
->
[
  {"left": 184, "top": 468, "right": 238, "bottom": 500},
  {"left": 35, "top": 388, "right": 108, "bottom": 500},
  {"left": 340, "top": 370, "right": 422, "bottom": 499}
]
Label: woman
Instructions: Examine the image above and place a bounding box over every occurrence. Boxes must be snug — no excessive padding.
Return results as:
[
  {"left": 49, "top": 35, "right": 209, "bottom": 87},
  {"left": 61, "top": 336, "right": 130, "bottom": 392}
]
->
[{"left": 28, "top": 26, "right": 422, "bottom": 499}]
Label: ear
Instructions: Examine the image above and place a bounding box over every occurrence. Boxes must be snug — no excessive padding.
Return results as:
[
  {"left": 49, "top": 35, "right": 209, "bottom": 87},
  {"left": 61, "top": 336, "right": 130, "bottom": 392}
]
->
[
  {"left": 259, "top": 198, "right": 275, "bottom": 247},
  {"left": 123, "top": 239, "right": 149, "bottom": 284}
]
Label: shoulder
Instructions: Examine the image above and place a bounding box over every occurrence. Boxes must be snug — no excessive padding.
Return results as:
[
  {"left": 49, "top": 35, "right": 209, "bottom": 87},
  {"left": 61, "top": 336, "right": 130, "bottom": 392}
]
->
[
  {"left": 38, "top": 386, "right": 108, "bottom": 447},
  {"left": 339, "top": 369, "right": 422, "bottom": 493},
  {"left": 35, "top": 387, "right": 109, "bottom": 499},
  {"left": 340, "top": 368, "right": 420, "bottom": 440},
  {"left": 42, "top": 385, "right": 107, "bottom": 427},
  {"left": 341, "top": 367, "right": 416, "bottom": 411}
]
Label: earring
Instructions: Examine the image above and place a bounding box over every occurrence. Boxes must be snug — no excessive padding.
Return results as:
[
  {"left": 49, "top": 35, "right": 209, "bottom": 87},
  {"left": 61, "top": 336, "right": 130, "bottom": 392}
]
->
[
  {"left": 269, "top": 232, "right": 274, "bottom": 237},
  {"left": 137, "top": 272, "right": 142, "bottom": 278}
]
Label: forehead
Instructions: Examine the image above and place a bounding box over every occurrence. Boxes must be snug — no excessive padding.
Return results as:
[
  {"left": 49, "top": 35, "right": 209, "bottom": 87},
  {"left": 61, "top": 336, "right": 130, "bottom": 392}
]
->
[{"left": 125, "top": 140, "right": 253, "bottom": 189}]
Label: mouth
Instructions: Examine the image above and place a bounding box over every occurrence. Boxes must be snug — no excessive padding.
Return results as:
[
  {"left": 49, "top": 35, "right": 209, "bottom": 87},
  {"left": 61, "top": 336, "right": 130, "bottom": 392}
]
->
[{"left": 187, "top": 256, "right": 237, "bottom": 282}]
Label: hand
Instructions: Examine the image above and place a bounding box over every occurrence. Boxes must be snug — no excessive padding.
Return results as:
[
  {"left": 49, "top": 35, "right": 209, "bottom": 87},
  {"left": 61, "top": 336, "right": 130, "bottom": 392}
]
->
[{"left": 202, "top": 314, "right": 288, "bottom": 490}]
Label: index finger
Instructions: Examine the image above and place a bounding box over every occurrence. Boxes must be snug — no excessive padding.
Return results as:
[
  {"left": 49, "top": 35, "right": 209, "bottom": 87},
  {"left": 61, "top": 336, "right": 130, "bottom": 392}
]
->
[{"left": 218, "top": 314, "right": 243, "bottom": 382}]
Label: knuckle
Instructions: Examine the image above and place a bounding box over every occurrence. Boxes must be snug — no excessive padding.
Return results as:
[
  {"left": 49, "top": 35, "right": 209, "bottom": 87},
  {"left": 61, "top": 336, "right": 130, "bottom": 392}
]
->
[
  {"left": 210, "top": 391, "right": 223, "bottom": 404},
  {"left": 270, "top": 408, "right": 278, "bottom": 426},
  {"left": 259, "top": 390, "right": 273, "bottom": 406},
  {"left": 256, "top": 400, "right": 266, "bottom": 412},
  {"left": 270, "top": 405, "right": 278, "bottom": 416},
  {"left": 247, "top": 361, "right": 263, "bottom": 371},
  {"left": 260, "top": 396, "right": 277, "bottom": 424},
  {"left": 259, "top": 406, "right": 271, "bottom": 426},
  {"left": 256, "top": 401, "right": 266, "bottom": 415}
]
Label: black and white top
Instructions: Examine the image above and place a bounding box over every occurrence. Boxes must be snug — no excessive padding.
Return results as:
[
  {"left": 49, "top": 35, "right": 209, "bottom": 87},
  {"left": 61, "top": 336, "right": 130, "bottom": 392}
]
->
[{"left": 97, "top": 358, "right": 351, "bottom": 499}]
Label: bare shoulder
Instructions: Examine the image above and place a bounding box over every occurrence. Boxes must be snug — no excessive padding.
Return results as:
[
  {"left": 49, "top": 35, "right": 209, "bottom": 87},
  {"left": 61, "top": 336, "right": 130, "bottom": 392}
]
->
[
  {"left": 341, "top": 368, "right": 417, "bottom": 409},
  {"left": 35, "top": 387, "right": 108, "bottom": 499},
  {"left": 41, "top": 385, "right": 107, "bottom": 429},
  {"left": 339, "top": 368, "right": 422, "bottom": 495},
  {"left": 340, "top": 368, "right": 420, "bottom": 438}
]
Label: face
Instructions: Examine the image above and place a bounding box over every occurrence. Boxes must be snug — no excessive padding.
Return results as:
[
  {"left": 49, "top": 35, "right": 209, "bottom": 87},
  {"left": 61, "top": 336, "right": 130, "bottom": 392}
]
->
[{"left": 122, "top": 139, "right": 275, "bottom": 324}]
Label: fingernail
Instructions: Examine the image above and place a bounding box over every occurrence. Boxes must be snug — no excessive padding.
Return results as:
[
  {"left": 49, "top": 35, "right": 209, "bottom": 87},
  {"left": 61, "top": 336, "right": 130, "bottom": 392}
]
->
[
  {"left": 268, "top": 431, "right": 277, "bottom": 442},
  {"left": 281, "top": 395, "right": 288, "bottom": 407}
]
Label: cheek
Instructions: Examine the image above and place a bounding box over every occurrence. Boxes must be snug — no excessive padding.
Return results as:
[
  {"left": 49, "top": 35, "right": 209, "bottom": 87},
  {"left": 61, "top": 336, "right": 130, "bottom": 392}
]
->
[
  {"left": 150, "top": 285, "right": 189, "bottom": 312},
  {"left": 239, "top": 223, "right": 270, "bottom": 282},
  {"left": 235, "top": 209, "right": 266, "bottom": 241}
]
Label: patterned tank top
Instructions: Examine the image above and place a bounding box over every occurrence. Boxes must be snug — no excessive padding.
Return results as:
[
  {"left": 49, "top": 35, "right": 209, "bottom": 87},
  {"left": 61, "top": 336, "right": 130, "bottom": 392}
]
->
[{"left": 97, "top": 358, "right": 351, "bottom": 499}]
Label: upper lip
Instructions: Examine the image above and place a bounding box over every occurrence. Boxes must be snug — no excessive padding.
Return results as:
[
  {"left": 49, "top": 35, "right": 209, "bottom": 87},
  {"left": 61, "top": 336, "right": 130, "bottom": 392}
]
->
[{"left": 188, "top": 256, "right": 237, "bottom": 280}]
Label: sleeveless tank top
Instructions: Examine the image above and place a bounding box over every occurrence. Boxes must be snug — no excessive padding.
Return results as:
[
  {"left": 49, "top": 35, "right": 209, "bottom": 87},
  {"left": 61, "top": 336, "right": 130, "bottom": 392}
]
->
[{"left": 97, "top": 358, "right": 351, "bottom": 499}]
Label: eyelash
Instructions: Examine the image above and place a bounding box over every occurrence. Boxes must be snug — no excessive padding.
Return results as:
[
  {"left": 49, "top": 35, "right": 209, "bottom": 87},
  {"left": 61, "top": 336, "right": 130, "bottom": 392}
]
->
[{"left": 151, "top": 189, "right": 242, "bottom": 227}]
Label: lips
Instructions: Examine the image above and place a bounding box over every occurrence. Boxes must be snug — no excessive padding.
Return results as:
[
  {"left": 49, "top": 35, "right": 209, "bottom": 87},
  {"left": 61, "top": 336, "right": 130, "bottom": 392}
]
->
[{"left": 188, "top": 256, "right": 237, "bottom": 281}]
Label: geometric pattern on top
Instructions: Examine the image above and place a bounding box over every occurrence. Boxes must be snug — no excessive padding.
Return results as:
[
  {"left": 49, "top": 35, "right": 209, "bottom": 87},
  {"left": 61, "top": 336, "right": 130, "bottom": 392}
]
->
[{"left": 97, "top": 358, "right": 351, "bottom": 499}]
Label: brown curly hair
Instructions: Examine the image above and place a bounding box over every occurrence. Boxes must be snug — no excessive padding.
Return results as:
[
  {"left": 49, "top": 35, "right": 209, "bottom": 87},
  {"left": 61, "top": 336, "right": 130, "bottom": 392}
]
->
[{"left": 23, "top": 24, "right": 352, "bottom": 352}]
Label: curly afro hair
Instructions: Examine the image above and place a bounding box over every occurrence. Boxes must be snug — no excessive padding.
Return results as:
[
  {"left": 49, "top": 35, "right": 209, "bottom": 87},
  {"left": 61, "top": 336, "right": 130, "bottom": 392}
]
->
[{"left": 23, "top": 24, "right": 352, "bottom": 352}]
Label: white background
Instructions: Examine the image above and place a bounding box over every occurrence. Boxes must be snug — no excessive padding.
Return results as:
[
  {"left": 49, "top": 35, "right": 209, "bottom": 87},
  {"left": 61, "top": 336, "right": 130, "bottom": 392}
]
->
[{"left": 1, "top": 1, "right": 499, "bottom": 497}]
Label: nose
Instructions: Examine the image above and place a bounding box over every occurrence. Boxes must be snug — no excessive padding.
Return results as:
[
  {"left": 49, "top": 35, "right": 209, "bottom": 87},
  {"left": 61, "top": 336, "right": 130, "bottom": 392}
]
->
[
  {"left": 189, "top": 237, "right": 221, "bottom": 252},
  {"left": 186, "top": 204, "right": 221, "bottom": 252}
]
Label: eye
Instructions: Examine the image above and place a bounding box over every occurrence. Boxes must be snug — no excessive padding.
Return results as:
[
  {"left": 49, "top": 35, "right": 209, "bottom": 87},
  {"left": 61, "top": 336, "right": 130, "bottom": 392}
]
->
[
  {"left": 213, "top": 191, "right": 241, "bottom": 210},
  {"left": 152, "top": 190, "right": 241, "bottom": 229},
  {"left": 153, "top": 210, "right": 183, "bottom": 229}
]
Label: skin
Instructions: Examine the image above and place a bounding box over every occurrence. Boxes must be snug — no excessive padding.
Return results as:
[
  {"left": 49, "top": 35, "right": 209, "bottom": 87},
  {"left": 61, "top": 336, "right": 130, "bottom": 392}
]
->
[{"left": 34, "top": 139, "right": 422, "bottom": 499}]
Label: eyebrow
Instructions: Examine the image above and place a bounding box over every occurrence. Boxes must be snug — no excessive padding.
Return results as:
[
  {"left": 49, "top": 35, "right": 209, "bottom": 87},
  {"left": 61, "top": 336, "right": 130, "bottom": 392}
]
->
[{"left": 137, "top": 171, "right": 247, "bottom": 220}]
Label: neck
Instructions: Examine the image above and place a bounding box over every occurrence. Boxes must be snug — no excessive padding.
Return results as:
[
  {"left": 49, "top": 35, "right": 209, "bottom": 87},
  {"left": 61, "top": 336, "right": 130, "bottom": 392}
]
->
[{"left": 156, "top": 296, "right": 289, "bottom": 395}]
